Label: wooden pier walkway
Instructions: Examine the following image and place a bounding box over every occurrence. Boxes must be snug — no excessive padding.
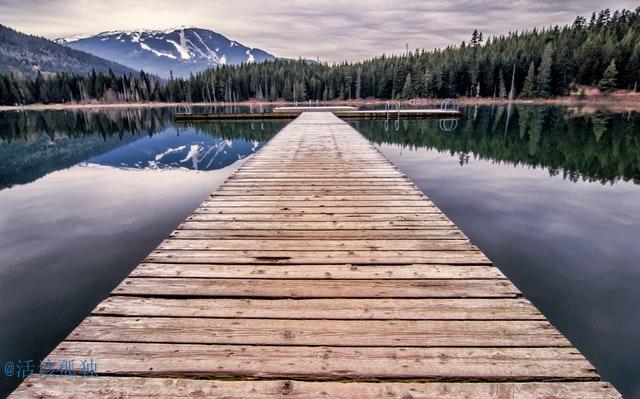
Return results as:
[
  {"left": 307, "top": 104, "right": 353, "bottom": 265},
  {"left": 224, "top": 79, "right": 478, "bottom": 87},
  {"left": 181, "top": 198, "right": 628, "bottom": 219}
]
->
[{"left": 12, "top": 112, "right": 620, "bottom": 398}]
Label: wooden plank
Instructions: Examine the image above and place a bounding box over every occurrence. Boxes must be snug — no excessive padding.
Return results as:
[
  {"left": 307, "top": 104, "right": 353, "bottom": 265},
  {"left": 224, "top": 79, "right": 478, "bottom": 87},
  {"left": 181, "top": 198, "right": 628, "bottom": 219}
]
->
[
  {"left": 129, "top": 263, "right": 504, "bottom": 279},
  {"left": 42, "top": 342, "right": 598, "bottom": 381},
  {"left": 224, "top": 179, "right": 415, "bottom": 185},
  {"left": 67, "top": 316, "right": 569, "bottom": 347},
  {"left": 229, "top": 173, "right": 407, "bottom": 178},
  {"left": 10, "top": 376, "right": 622, "bottom": 399},
  {"left": 201, "top": 200, "right": 434, "bottom": 207},
  {"left": 144, "top": 253, "right": 490, "bottom": 265},
  {"left": 156, "top": 239, "right": 474, "bottom": 251},
  {"left": 145, "top": 250, "right": 490, "bottom": 265},
  {"left": 179, "top": 221, "right": 458, "bottom": 230},
  {"left": 185, "top": 213, "right": 451, "bottom": 222},
  {"left": 226, "top": 178, "right": 413, "bottom": 183},
  {"left": 214, "top": 190, "right": 424, "bottom": 196},
  {"left": 93, "top": 296, "right": 544, "bottom": 320},
  {"left": 194, "top": 205, "right": 443, "bottom": 214},
  {"left": 169, "top": 229, "right": 468, "bottom": 240},
  {"left": 208, "top": 195, "right": 427, "bottom": 201},
  {"left": 113, "top": 278, "right": 519, "bottom": 298}
]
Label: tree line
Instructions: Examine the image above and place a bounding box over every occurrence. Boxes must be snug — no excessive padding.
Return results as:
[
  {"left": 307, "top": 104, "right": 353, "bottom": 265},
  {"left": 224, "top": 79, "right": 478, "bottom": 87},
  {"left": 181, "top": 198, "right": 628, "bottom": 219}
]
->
[{"left": 1, "top": 7, "right": 638, "bottom": 105}]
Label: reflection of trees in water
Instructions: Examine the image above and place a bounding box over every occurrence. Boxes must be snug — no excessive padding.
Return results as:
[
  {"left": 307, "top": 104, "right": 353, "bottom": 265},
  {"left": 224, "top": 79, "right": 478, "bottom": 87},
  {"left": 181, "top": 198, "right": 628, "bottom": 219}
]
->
[
  {"left": 354, "top": 106, "right": 640, "bottom": 185},
  {"left": 0, "top": 108, "right": 282, "bottom": 190},
  {"left": 186, "top": 121, "right": 284, "bottom": 142},
  {"left": 0, "top": 108, "right": 283, "bottom": 142},
  {"left": 0, "top": 108, "right": 173, "bottom": 142}
]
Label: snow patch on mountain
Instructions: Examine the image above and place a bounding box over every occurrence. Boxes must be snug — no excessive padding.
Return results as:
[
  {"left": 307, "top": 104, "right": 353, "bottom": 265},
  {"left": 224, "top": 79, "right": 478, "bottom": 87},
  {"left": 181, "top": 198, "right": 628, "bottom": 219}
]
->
[
  {"left": 166, "top": 39, "right": 191, "bottom": 60},
  {"left": 140, "top": 42, "right": 176, "bottom": 59}
]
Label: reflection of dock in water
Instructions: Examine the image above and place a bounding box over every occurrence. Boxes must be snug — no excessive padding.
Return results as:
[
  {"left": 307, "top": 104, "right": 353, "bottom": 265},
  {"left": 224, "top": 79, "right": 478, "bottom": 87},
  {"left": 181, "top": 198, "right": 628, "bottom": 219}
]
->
[
  {"left": 174, "top": 107, "right": 460, "bottom": 121},
  {"left": 11, "top": 112, "right": 620, "bottom": 398}
]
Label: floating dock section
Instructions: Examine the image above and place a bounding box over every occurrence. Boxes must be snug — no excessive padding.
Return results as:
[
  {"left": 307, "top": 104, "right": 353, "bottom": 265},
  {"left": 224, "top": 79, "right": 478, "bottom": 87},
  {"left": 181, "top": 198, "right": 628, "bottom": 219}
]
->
[
  {"left": 11, "top": 112, "right": 620, "bottom": 398},
  {"left": 174, "top": 107, "right": 459, "bottom": 121}
]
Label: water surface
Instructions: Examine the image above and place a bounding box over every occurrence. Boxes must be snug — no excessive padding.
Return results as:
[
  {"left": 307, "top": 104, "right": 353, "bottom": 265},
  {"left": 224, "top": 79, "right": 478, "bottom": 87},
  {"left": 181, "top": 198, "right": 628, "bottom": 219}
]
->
[
  {"left": 0, "top": 107, "right": 283, "bottom": 395},
  {"left": 353, "top": 106, "right": 640, "bottom": 398}
]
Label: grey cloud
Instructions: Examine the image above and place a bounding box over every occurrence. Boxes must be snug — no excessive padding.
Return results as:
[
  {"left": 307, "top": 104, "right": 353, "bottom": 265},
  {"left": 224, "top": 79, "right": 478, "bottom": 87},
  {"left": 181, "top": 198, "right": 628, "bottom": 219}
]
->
[{"left": 1, "top": 0, "right": 637, "bottom": 62}]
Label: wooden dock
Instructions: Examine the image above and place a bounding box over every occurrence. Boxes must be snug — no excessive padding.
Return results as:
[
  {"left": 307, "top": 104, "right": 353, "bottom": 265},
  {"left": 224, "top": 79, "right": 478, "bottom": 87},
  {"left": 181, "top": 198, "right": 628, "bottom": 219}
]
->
[
  {"left": 11, "top": 112, "right": 620, "bottom": 398},
  {"left": 174, "top": 108, "right": 459, "bottom": 121}
]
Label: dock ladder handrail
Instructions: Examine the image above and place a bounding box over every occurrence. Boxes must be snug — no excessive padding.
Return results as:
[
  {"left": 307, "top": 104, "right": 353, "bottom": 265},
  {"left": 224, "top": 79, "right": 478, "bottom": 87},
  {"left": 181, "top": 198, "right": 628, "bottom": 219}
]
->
[{"left": 441, "top": 98, "right": 460, "bottom": 111}]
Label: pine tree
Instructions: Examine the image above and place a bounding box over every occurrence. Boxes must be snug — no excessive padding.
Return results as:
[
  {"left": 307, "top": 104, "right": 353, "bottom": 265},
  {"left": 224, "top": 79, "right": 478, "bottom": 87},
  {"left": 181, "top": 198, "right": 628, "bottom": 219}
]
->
[
  {"left": 470, "top": 30, "right": 479, "bottom": 47},
  {"left": 508, "top": 65, "right": 516, "bottom": 101},
  {"left": 498, "top": 69, "right": 507, "bottom": 98},
  {"left": 536, "top": 42, "right": 554, "bottom": 97},
  {"left": 625, "top": 42, "right": 640, "bottom": 90},
  {"left": 355, "top": 67, "right": 362, "bottom": 99},
  {"left": 401, "top": 73, "right": 414, "bottom": 99},
  {"left": 520, "top": 61, "right": 536, "bottom": 98},
  {"left": 598, "top": 59, "right": 618, "bottom": 92}
]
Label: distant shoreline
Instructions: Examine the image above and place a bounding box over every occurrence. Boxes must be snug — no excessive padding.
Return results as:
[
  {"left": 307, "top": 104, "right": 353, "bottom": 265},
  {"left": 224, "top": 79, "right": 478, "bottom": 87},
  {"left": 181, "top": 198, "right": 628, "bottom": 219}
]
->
[{"left": 1, "top": 93, "right": 638, "bottom": 112}]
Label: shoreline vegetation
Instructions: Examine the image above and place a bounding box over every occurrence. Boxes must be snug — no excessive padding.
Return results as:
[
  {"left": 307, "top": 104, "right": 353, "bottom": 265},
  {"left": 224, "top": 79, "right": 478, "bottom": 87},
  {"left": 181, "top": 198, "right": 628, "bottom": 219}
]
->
[{"left": 1, "top": 88, "right": 638, "bottom": 113}]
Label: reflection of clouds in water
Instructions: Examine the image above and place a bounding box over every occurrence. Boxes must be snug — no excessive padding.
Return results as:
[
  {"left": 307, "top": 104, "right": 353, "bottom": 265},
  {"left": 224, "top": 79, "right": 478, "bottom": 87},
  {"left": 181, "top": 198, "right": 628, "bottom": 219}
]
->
[
  {"left": 384, "top": 144, "right": 640, "bottom": 240},
  {"left": 377, "top": 142, "right": 640, "bottom": 397},
  {"left": 0, "top": 160, "right": 241, "bottom": 397}
]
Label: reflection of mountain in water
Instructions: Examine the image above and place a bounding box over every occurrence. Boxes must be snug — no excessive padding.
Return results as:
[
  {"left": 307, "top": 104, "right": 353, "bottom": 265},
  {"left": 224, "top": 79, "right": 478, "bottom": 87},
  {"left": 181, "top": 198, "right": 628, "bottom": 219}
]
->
[
  {"left": 353, "top": 106, "right": 640, "bottom": 185},
  {"left": 0, "top": 131, "right": 143, "bottom": 189},
  {"left": 84, "top": 129, "right": 264, "bottom": 171},
  {"left": 0, "top": 108, "right": 282, "bottom": 190}
]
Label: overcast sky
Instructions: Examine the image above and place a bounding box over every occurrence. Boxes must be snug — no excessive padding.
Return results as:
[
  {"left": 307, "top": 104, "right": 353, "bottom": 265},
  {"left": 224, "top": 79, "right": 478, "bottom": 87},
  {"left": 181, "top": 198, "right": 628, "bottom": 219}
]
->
[{"left": 1, "top": 0, "right": 638, "bottom": 62}]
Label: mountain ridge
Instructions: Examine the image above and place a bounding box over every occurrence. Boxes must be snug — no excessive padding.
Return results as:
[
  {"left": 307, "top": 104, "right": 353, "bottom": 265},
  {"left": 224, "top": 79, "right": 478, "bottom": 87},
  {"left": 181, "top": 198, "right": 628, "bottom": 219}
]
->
[{"left": 56, "top": 27, "right": 276, "bottom": 78}]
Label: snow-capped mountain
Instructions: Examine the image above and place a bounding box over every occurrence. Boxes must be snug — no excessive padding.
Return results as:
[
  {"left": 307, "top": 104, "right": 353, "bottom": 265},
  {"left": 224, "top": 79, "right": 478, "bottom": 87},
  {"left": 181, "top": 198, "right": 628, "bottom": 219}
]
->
[{"left": 55, "top": 27, "right": 276, "bottom": 78}]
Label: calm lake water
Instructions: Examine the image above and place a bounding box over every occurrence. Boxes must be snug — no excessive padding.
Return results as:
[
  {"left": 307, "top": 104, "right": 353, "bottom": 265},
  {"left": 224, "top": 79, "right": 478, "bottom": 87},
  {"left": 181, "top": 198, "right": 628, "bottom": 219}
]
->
[
  {"left": 0, "top": 107, "right": 284, "bottom": 395},
  {"left": 0, "top": 105, "right": 639, "bottom": 397}
]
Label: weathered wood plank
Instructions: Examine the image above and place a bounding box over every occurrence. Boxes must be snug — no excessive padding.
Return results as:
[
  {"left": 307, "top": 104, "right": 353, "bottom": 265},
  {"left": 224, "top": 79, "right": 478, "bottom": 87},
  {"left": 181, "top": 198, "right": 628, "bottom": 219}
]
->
[
  {"left": 93, "top": 297, "right": 543, "bottom": 320},
  {"left": 194, "top": 205, "right": 442, "bottom": 214},
  {"left": 169, "top": 229, "right": 468, "bottom": 240},
  {"left": 43, "top": 342, "right": 598, "bottom": 381},
  {"left": 156, "top": 239, "right": 474, "bottom": 251},
  {"left": 145, "top": 250, "right": 491, "bottom": 265},
  {"left": 225, "top": 180, "right": 414, "bottom": 185},
  {"left": 129, "top": 263, "right": 504, "bottom": 279},
  {"left": 218, "top": 181, "right": 416, "bottom": 192},
  {"left": 201, "top": 200, "right": 434, "bottom": 207},
  {"left": 114, "top": 278, "right": 519, "bottom": 298},
  {"left": 209, "top": 195, "right": 427, "bottom": 201},
  {"left": 10, "top": 376, "right": 622, "bottom": 399},
  {"left": 179, "top": 221, "right": 458, "bottom": 230},
  {"left": 68, "top": 316, "right": 569, "bottom": 347},
  {"left": 144, "top": 253, "right": 490, "bottom": 266},
  {"left": 185, "top": 213, "right": 451, "bottom": 222}
]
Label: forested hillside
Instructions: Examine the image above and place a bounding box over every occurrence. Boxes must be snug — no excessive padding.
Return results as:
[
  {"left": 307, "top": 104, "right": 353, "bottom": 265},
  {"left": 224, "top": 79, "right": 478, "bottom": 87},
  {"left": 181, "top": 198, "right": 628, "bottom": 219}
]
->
[
  {"left": 1, "top": 8, "right": 638, "bottom": 105},
  {"left": 0, "top": 24, "right": 136, "bottom": 78}
]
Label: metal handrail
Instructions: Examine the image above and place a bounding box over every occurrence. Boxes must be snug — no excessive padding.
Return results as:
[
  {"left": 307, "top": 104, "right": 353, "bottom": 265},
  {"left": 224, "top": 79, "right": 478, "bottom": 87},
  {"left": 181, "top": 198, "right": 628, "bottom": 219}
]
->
[
  {"left": 440, "top": 98, "right": 460, "bottom": 111},
  {"left": 439, "top": 118, "right": 458, "bottom": 132}
]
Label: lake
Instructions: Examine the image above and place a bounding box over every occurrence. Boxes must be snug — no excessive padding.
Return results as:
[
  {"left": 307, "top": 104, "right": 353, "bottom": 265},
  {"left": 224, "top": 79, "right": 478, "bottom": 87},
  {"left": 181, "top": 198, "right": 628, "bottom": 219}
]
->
[{"left": 0, "top": 105, "right": 638, "bottom": 397}]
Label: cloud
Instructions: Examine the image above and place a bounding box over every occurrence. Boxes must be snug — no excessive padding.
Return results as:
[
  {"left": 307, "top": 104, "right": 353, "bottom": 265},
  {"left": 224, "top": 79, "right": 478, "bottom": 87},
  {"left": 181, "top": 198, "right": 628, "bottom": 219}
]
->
[{"left": 1, "top": 0, "right": 637, "bottom": 62}]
